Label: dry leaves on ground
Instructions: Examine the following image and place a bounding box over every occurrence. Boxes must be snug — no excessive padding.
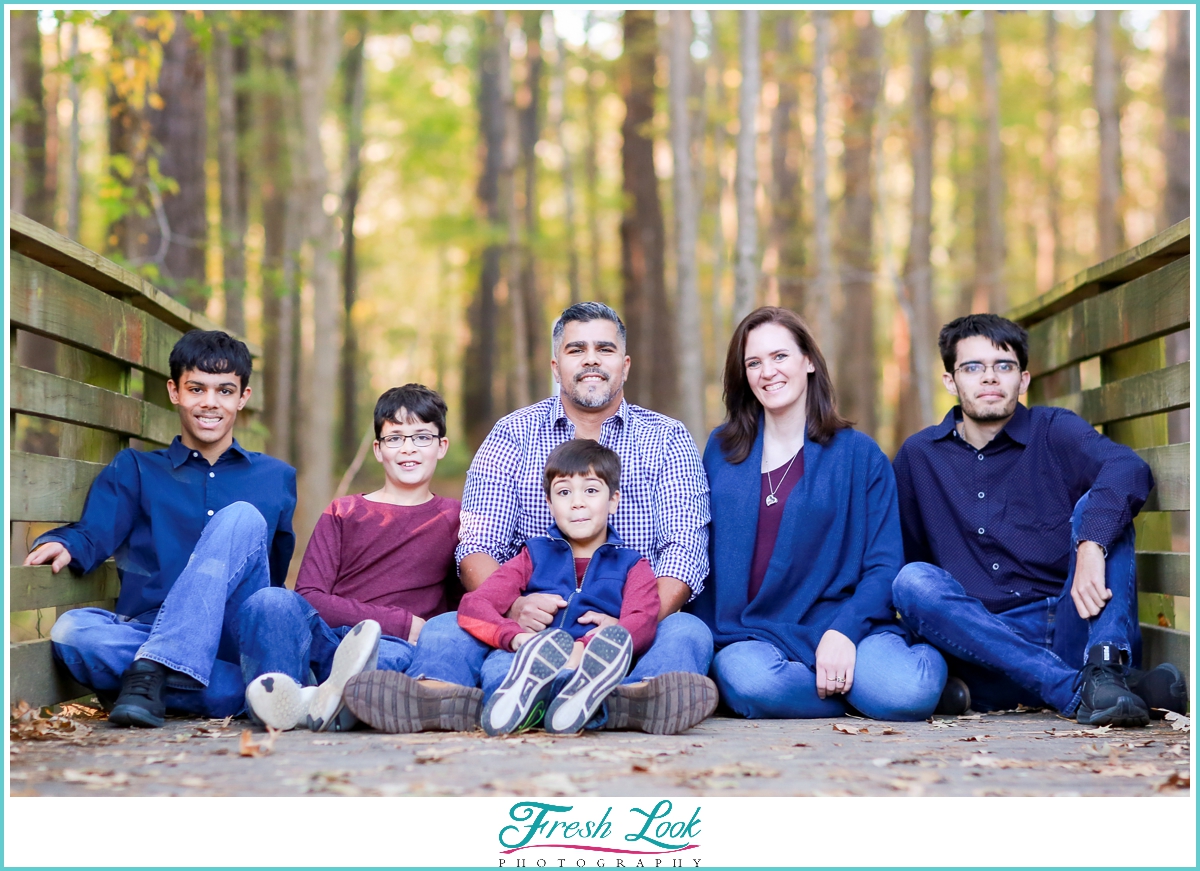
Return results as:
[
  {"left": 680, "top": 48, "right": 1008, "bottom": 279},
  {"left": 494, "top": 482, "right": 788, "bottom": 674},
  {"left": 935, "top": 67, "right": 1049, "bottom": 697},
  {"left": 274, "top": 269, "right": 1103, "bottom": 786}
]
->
[
  {"left": 927, "top": 718, "right": 954, "bottom": 729},
  {"left": 1164, "top": 712, "right": 1190, "bottom": 732},
  {"left": 415, "top": 745, "right": 470, "bottom": 764},
  {"left": 10, "top": 701, "right": 97, "bottom": 742},
  {"left": 238, "top": 727, "right": 279, "bottom": 757},
  {"left": 1157, "top": 771, "right": 1190, "bottom": 791},
  {"left": 59, "top": 768, "right": 130, "bottom": 786},
  {"left": 1044, "top": 725, "right": 1113, "bottom": 738}
]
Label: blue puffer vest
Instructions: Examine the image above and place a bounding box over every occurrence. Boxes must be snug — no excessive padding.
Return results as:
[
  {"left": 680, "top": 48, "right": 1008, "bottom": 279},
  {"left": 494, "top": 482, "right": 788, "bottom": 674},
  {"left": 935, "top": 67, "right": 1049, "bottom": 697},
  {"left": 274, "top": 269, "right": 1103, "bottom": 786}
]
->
[{"left": 523, "top": 524, "right": 643, "bottom": 641}]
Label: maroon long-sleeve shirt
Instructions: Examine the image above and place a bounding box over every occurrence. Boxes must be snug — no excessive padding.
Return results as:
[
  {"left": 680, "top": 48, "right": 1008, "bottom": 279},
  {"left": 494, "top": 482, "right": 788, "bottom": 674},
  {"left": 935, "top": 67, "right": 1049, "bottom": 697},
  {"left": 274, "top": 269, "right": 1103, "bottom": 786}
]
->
[
  {"left": 458, "top": 548, "right": 659, "bottom": 656},
  {"left": 295, "top": 494, "right": 460, "bottom": 640}
]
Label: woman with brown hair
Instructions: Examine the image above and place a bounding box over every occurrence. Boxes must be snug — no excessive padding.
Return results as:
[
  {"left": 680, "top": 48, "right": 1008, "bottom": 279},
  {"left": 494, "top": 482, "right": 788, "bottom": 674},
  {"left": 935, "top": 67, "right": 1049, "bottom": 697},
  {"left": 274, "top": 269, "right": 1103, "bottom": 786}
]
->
[{"left": 692, "top": 307, "right": 946, "bottom": 719}]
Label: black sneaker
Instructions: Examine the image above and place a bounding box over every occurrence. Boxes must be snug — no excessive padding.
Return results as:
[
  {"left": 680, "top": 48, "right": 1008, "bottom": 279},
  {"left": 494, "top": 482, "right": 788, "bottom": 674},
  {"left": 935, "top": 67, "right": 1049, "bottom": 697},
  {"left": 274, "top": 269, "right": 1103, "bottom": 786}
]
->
[
  {"left": 109, "top": 659, "right": 168, "bottom": 728},
  {"left": 934, "top": 676, "right": 972, "bottom": 716},
  {"left": 1076, "top": 643, "right": 1150, "bottom": 727},
  {"left": 481, "top": 629, "right": 574, "bottom": 737},
  {"left": 545, "top": 625, "right": 633, "bottom": 735},
  {"left": 600, "top": 672, "right": 718, "bottom": 735},
  {"left": 1128, "top": 663, "right": 1189, "bottom": 719}
]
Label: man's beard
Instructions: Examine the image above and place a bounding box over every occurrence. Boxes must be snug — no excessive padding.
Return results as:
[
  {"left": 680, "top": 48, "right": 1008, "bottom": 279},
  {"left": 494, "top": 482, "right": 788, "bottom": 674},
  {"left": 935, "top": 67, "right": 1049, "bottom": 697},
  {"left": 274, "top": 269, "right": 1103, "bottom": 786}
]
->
[
  {"left": 563, "top": 369, "right": 617, "bottom": 409},
  {"left": 961, "top": 395, "right": 1016, "bottom": 423}
]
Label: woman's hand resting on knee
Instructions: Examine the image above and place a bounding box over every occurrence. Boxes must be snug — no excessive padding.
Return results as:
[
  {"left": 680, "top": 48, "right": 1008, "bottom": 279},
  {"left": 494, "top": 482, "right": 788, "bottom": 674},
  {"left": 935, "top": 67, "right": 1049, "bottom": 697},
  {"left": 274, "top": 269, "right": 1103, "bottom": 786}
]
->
[{"left": 814, "top": 629, "right": 856, "bottom": 699}]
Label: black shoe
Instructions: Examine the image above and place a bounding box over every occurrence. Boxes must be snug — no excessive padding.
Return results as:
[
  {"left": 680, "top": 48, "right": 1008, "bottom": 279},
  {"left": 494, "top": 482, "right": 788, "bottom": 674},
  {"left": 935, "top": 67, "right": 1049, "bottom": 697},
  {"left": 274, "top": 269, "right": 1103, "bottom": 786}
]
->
[
  {"left": 108, "top": 659, "right": 168, "bottom": 728},
  {"left": 934, "top": 676, "right": 971, "bottom": 716},
  {"left": 1076, "top": 643, "right": 1149, "bottom": 727},
  {"left": 1128, "top": 663, "right": 1189, "bottom": 718}
]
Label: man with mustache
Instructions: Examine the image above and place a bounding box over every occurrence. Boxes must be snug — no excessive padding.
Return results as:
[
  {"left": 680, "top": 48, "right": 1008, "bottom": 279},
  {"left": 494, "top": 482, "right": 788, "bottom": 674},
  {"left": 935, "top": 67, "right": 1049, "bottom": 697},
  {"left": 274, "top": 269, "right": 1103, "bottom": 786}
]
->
[
  {"left": 891, "top": 314, "right": 1187, "bottom": 727},
  {"left": 345, "top": 302, "right": 718, "bottom": 735}
]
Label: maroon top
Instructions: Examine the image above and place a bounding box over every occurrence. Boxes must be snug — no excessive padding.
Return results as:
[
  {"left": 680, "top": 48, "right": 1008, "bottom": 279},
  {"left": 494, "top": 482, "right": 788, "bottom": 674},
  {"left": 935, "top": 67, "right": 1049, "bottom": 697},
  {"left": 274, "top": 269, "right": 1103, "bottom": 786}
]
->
[
  {"left": 295, "top": 494, "right": 461, "bottom": 640},
  {"left": 458, "top": 548, "right": 659, "bottom": 656},
  {"left": 747, "top": 448, "right": 805, "bottom": 601}
]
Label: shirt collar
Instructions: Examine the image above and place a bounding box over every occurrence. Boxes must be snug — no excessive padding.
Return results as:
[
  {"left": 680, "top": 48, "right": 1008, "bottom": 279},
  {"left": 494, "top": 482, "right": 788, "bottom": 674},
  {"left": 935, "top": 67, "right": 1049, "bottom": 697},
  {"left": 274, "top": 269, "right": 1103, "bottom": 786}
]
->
[
  {"left": 548, "top": 394, "right": 629, "bottom": 430},
  {"left": 167, "top": 436, "right": 253, "bottom": 468},
  {"left": 932, "top": 402, "right": 1030, "bottom": 446}
]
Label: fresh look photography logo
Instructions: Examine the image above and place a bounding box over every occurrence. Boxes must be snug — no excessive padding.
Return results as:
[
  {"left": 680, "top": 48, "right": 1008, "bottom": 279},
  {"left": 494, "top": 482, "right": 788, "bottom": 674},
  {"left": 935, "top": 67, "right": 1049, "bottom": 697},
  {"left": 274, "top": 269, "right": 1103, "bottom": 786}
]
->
[{"left": 498, "top": 800, "right": 703, "bottom": 867}]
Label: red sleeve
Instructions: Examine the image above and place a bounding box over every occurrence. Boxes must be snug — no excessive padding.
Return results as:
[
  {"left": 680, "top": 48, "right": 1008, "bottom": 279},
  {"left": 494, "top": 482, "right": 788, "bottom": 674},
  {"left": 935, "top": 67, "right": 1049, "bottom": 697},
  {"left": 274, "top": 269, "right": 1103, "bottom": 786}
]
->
[
  {"left": 616, "top": 558, "right": 659, "bottom": 657},
  {"left": 295, "top": 503, "right": 415, "bottom": 640},
  {"left": 457, "top": 548, "right": 533, "bottom": 651}
]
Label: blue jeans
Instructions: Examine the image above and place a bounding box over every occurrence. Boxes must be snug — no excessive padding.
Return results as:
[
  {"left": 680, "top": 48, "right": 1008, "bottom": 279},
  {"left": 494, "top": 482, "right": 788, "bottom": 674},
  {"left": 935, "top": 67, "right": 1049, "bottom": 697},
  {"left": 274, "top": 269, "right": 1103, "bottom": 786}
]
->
[
  {"left": 892, "top": 491, "right": 1139, "bottom": 715},
  {"left": 408, "top": 611, "right": 715, "bottom": 727},
  {"left": 50, "top": 502, "right": 272, "bottom": 718},
  {"left": 711, "top": 632, "right": 947, "bottom": 721},
  {"left": 236, "top": 586, "right": 415, "bottom": 687}
]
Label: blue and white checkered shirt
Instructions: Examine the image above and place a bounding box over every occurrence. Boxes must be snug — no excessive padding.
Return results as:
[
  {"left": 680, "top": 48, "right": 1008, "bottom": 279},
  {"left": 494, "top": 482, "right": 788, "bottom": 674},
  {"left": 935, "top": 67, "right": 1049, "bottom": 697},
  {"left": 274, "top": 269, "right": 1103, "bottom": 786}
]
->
[{"left": 457, "top": 395, "right": 711, "bottom": 598}]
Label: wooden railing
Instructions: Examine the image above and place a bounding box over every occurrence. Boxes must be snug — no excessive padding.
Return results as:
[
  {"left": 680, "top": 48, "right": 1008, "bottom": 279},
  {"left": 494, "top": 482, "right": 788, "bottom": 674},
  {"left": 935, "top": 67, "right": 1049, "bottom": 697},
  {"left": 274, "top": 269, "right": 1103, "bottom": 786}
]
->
[
  {"left": 1008, "top": 218, "right": 1191, "bottom": 685},
  {"left": 8, "top": 213, "right": 265, "bottom": 707}
]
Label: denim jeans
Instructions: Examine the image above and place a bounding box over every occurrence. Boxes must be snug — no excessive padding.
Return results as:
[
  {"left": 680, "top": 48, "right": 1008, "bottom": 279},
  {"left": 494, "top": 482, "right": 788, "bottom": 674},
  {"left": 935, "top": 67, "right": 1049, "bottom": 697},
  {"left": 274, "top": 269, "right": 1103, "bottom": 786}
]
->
[
  {"left": 892, "top": 491, "right": 1139, "bottom": 715},
  {"left": 50, "top": 501, "right": 273, "bottom": 718},
  {"left": 711, "top": 632, "right": 947, "bottom": 721},
  {"left": 236, "top": 586, "right": 415, "bottom": 687},
  {"left": 408, "top": 610, "right": 715, "bottom": 727}
]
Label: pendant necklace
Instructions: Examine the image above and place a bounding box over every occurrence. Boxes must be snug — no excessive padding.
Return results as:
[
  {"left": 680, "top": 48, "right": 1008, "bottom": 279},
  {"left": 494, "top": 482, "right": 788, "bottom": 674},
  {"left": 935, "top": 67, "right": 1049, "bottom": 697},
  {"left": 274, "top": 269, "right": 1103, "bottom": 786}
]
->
[{"left": 764, "top": 449, "right": 800, "bottom": 507}]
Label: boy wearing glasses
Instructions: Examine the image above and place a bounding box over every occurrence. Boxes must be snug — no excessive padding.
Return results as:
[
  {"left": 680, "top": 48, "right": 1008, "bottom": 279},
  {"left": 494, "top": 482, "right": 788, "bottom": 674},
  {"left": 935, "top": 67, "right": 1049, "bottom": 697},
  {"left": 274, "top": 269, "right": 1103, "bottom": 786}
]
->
[
  {"left": 241, "top": 384, "right": 470, "bottom": 732},
  {"left": 891, "top": 314, "right": 1187, "bottom": 727}
]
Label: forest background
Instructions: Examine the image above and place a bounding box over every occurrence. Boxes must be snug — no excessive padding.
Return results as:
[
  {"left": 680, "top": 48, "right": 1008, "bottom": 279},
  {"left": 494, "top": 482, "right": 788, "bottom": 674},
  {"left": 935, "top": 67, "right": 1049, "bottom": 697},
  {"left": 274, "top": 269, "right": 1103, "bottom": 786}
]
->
[{"left": 8, "top": 8, "right": 1191, "bottom": 559}]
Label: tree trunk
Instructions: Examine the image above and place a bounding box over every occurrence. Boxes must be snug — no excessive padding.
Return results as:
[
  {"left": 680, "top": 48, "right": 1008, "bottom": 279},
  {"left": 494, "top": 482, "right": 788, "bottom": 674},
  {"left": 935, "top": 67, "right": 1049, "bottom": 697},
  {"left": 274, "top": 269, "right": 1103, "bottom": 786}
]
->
[
  {"left": 137, "top": 11, "right": 208, "bottom": 310},
  {"left": 895, "top": 10, "right": 936, "bottom": 446},
  {"left": 1040, "top": 12, "right": 1063, "bottom": 290},
  {"left": 520, "top": 11, "right": 546, "bottom": 401},
  {"left": 65, "top": 22, "right": 82, "bottom": 241},
  {"left": 260, "top": 19, "right": 296, "bottom": 463},
  {"left": 732, "top": 10, "right": 761, "bottom": 326},
  {"left": 498, "top": 12, "right": 530, "bottom": 412},
  {"left": 974, "top": 10, "right": 1006, "bottom": 313},
  {"left": 1161, "top": 10, "right": 1190, "bottom": 227},
  {"left": 709, "top": 36, "right": 731, "bottom": 375},
  {"left": 811, "top": 11, "right": 835, "bottom": 366},
  {"left": 836, "top": 10, "right": 881, "bottom": 439},
  {"left": 293, "top": 9, "right": 343, "bottom": 538},
  {"left": 1094, "top": 10, "right": 1125, "bottom": 259},
  {"left": 620, "top": 10, "right": 674, "bottom": 414},
  {"left": 464, "top": 12, "right": 505, "bottom": 449},
  {"left": 770, "top": 13, "right": 804, "bottom": 315},
  {"left": 215, "top": 20, "right": 246, "bottom": 335},
  {"left": 546, "top": 16, "right": 581, "bottom": 305},
  {"left": 583, "top": 13, "right": 603, "bottom": 303},
  {"left": 670, "top": 11, "right": 705, "bottom": 441},
  {"left": 340, "top": 27, "right": 367, "bottom": 468},
  {"left": 11, "top": 10, "right": 52, "bottom": 224}
]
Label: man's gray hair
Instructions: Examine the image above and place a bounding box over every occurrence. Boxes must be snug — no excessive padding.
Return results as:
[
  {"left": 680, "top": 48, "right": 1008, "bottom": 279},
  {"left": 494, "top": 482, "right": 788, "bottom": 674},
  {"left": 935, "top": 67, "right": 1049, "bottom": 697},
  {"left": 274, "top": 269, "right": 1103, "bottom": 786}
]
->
[{"left": 550, "top": 302, "right": 627, "bottom": 357}]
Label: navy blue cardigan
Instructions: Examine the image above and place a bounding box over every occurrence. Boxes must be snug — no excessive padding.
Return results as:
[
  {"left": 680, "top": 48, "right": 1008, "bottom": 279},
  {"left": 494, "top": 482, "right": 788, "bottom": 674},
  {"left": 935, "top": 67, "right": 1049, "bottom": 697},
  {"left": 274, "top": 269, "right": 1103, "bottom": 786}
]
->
[{"left": 692, "top": 425, "right": 906, "bottom": 667}]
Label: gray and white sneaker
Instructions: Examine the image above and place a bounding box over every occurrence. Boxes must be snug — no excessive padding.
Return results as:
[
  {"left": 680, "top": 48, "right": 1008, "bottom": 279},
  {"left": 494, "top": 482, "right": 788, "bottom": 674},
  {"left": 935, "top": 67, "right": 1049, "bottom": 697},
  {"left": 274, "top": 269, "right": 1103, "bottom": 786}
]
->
[
  {"left": 482, "top": 628, "right": 574, "bottom": 736},
  {"left": 245, "top": 673, "right": 316, "bottom": 731},
  {"left": 545, "top": 624, "right": 633, "bottom": 735},
  {"left": 306, "top": 619, "right": 382, "bottom": 732}
]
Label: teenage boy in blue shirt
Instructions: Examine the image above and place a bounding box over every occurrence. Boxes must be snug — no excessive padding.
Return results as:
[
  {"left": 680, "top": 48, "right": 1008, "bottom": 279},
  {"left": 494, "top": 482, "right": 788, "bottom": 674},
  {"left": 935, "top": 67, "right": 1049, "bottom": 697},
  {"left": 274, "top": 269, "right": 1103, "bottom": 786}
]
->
[{"left": 24, "top": 331, "right": 296, "bottom": 727}]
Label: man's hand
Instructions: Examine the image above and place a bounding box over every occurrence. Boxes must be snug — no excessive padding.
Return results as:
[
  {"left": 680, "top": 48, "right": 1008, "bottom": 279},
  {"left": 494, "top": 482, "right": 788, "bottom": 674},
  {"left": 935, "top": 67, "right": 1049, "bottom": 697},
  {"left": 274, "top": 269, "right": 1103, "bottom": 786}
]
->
[
  {"left": 505, "top": 593, "right": 568, "bottom": 633},
  {"left": 23, "top": 542, "right": 72, "bottom": 574},
  {"left": 814, "top": 629, "right": 857, "bottom": 699},
  {"left": 407, "top": 615, "right": 426, "bottom": 644},
  {"left": 577, "top": 610, "right": 618, "bottom": 639},
  {"left": 1070, "top": 540, "right": 1111, "bottom": 618}
]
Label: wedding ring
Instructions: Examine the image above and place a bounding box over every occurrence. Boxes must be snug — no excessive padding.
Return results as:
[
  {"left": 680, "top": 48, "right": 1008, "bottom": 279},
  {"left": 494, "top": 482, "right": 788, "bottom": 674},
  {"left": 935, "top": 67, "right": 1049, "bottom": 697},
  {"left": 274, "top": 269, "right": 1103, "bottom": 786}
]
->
[{"left": 835, "top": 677, "right": 845, "bottom": 683}]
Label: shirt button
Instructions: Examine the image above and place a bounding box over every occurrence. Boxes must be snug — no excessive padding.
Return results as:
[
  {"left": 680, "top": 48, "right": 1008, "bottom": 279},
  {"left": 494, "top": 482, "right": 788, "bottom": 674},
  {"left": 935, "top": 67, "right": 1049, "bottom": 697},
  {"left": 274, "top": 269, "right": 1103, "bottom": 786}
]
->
[
  {"left": 193, "top": 451, "right": 200, "bottom": 458},
  {"left": 992, "top": 563, "right": 1000, "bottom": 570},
  {"left": 977, "top": 454, "right": 985, "bottom": 461},
  {"left": 209, "top": 472, "right": 215, "bottom": 478},
  {"left": 207, "top": 510, "right": 215, "bottom": 516},
  {"left": 978, "top": 527, "right": 985, "bottom": 535},
  {"left": 978, "top": 491, "right": 985, "bottom": 499}
]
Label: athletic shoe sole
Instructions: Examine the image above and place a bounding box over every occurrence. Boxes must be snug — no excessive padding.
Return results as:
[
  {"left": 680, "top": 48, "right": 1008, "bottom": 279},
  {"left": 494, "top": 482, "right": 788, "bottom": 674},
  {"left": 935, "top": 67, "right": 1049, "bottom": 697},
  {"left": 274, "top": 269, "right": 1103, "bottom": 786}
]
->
[
  {"left": 1076, "top": 695, "right": 1151, "bottom": 728},
  {"left": 603, "top": 672, "right": 719, "bottom": 735},
  {"left": 306, "top": 619, "right": 381, "bottom": 732},
  {"left": 545, "top": 625, "right": 633, "bottom": 734},
  {"left": 108, "top": 704, "right": 165, "bottom": 728},
  {"left": 482, "top": 629, "right": 574, "bottom": 737},
  {"left": 343, "top": 671, "right": 483, "bottom": 733},
  {"left": 246, "top": 673, "right": 317, "bottom": 731}
]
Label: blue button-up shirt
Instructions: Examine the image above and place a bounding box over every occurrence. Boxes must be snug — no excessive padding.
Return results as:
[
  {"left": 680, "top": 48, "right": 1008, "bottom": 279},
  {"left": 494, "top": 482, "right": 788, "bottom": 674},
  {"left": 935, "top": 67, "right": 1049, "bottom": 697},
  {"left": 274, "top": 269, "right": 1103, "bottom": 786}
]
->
[
  {"left": 33, "top": 437, "right": 297, "bottom": 619},
  {"left": 893, "top": 403, "right": 1154, "bottom": 613}
]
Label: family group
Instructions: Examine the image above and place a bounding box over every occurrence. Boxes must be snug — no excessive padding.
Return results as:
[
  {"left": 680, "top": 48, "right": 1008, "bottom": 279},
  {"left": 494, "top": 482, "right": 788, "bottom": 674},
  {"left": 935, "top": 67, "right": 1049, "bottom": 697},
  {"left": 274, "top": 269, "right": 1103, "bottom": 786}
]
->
[{"left": 25, "top": 302, "right": 1188, "bottom": 739}]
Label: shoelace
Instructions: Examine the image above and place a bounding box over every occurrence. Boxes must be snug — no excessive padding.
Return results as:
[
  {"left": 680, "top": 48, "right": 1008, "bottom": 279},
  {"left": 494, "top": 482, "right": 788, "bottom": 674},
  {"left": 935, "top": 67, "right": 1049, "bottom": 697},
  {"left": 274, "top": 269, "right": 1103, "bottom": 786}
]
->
[
  {"left": 123, "top": 668, "right": 161, "bottom": 700},
  {"left": 1083, "top": 662, "right": 1126, "bottom": 692}
]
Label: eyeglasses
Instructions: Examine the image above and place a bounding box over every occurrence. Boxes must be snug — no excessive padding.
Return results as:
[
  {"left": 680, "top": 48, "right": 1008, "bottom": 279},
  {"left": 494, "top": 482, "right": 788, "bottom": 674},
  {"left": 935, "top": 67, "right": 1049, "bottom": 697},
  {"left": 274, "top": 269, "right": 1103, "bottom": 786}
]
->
[
  {"left": 379, "top": 433, "right": 438, "bottom": 448},
  {"left": 954, "top": 361, "right": 1021, "bottom": 377}
]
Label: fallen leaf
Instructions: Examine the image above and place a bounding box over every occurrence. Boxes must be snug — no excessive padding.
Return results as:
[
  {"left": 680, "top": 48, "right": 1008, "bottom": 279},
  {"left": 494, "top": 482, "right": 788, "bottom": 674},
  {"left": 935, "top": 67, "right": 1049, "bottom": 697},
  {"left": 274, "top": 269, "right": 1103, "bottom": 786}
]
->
[
  {"left": 1164, "top": 712, "right": 1190, "bottom": 732},
  {"left": 179, "top": 776, "right": 208, "bottom": 788},
  {"left": 833, "top": 723, "right": 869, "bottom": 735},
  {"left": 958, "top": 735, "right": 991, "bottom": 742},
  {"left": 312, "top": 739, "right": 344, "bottom": 746},
  {"left": 239, "top": 727, "right": 278, "bottom": 757},
  {"left": 415, "top": 745, "right": 468, "bottom": 763},
  {"left": 927, "top": 718, "right": 953, "bottom": 729},
  {"left": 1044, "top": 725, "right": 1113, "bottom": 738},
  {"left": 1096, "top": 763, "right": 1172, "bottom": 778},
  {"left": 956, "top": 714, "right": 984, "bottom": 720},
  {"left": 1157, "top": 771, "right": 1191, "bottom": 791},
  {"left": 60, "top": 768, "right": 130, "bottom": 786}
]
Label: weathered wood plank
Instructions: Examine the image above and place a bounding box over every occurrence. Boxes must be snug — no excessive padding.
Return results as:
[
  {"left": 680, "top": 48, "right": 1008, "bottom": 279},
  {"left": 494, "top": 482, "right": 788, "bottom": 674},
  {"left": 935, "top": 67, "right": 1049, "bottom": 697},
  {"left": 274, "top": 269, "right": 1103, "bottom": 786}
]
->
[
  {"left": 11, "top": 365, "right": 144, "bottom": 436},
  {"left": 1136, "top": 443, "right": 1190, "bottom": 512},
  {"left": 10, "top": 452, "right": 105, "bottom": 522},
  {"left": 10, "top": 252, "right": 180, "bottom": 375},
  {"left": 1010, "top": 219, "right": 1190, "bottom": 326},
  {"left": 1034, "top": 363, "right": 1190, "bottom": 425},
  {"left": 1140, "top": 624, "right": 1191, "bottom": 686},
  {"left": 1136, "top": 551, "right": 1191, "bottom": 598},
  {"left": 1026, "top": 256, "right": 1190, "bottom": 378},
  {"left": 10, "top": 564, "right": 121, "bottom": 612},
  {"left": 9, "top": 638, "right": 92, "bottom": 708},
  {"left": 143, "top": 402, "right": 180, "bottom": 445}
]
